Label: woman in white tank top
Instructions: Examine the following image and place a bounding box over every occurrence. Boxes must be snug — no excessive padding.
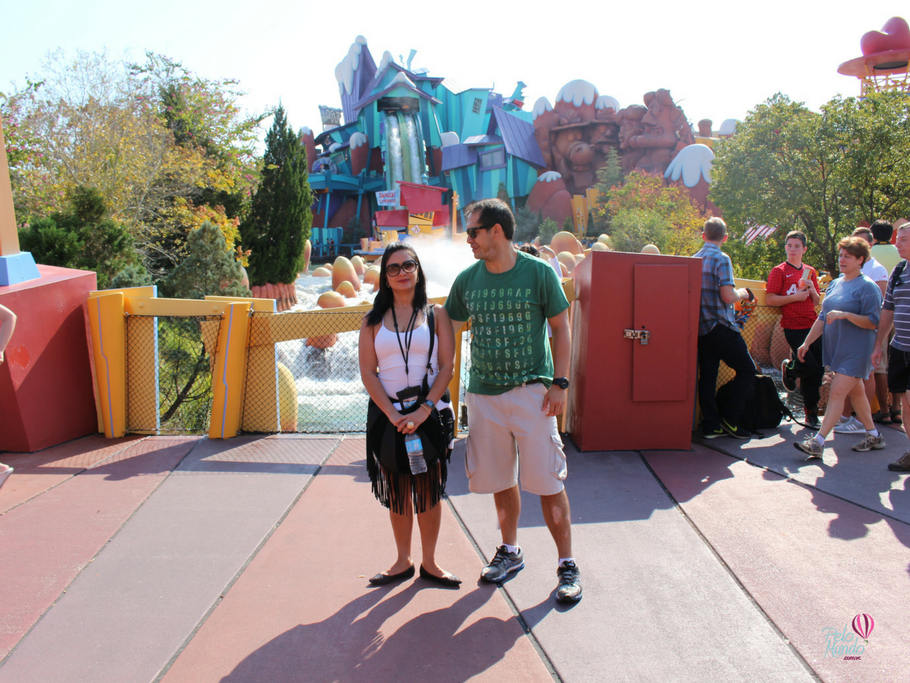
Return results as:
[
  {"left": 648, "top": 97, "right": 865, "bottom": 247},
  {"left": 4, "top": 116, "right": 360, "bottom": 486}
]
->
[{"left": 359, "top": 243, "right": 460, "bottom": 587}]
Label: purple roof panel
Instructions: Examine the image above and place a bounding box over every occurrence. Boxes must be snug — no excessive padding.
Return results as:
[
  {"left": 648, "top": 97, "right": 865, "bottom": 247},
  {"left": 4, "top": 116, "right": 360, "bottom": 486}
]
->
[
  {"left": 441, "top": 144, "right": 478, "bottom": 171},
  {"left": 493, "top": 108, "right": 546, "bottom": 168}
]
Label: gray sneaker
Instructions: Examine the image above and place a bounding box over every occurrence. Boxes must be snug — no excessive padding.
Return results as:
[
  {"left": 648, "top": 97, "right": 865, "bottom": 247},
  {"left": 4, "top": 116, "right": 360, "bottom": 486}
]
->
[
  {"left": 852, "top": 432, "right": 886, "bottom": 452},
  {"left": 556, "top": 560, "right": 582, "bottom": 603},
  {"left": 794, "top": 436, "right": 824, "bottom": 459},
  {"left": 834, "top": 417, "right": 865, "bottom": 434},
  {"left": 888, "top": 452, "right": 910, "bottom": 471},
  {"left": 481, "top": 545, "right": 525, "bottom": 583}
]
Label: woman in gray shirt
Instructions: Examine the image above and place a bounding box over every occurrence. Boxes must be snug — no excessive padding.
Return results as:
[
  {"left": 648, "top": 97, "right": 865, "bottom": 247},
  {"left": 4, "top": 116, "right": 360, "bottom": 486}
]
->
[{"left": 795, "top": 236, "right": 883, "bottom": 458}]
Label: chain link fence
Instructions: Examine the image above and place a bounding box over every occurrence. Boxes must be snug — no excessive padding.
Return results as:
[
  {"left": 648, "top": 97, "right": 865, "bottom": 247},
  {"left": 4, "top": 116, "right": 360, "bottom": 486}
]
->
[
  {"left": 717, "top": 305, "right": 832, "bottom": 417},
  {"left": 238, "top": 311, "right": 475, "bottom": 435},
  {"left": 125, "top": 314, "right": 222, "bottom": 434},
  {"left": 126, "top": 307, "right": 812, "bottom": 437},
  {"left": 242, "top": 310, "right": 370, "bottom": 433}
]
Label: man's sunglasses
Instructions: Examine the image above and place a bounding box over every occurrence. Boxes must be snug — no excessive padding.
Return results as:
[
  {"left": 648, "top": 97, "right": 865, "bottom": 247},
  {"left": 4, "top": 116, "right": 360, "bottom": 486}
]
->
[
  {"left": 466, "top": 224, "right": 493, "bottom": 240},
  {"left": 386, "top": 260, "right": 418, "bottom": 277}
]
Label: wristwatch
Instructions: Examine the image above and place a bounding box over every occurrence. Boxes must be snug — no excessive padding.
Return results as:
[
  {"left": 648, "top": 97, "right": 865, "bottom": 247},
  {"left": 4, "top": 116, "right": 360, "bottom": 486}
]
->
[{"left": 553, "top": 377, "right": 569, "bottom": 390}]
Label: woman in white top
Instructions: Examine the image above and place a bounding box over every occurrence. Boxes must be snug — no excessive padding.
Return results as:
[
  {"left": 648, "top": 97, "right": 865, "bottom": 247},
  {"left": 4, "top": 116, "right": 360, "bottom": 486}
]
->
[{"left": 359, "top": 243, "right": 459, "bottom": 587}]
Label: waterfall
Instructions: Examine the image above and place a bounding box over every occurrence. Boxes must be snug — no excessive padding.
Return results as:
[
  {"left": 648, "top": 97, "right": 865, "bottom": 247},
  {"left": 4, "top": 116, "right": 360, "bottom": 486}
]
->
[
  {"left": 386, "top": 113, "right": 404, "bottom": 185},
  {"left": 404, "top": 114, "right": 423, "bottom": 183}
]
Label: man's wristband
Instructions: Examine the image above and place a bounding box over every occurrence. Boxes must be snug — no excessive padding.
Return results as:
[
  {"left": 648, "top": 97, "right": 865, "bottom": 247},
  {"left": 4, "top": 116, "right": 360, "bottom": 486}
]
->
[{"left": 420, "top": 400, "right": 434, "bottom": 413}]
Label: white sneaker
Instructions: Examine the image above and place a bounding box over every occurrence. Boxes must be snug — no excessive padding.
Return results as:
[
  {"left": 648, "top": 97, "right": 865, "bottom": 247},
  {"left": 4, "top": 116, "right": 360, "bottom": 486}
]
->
[{"left": 833, "top": 417, "right": 865, "bottom": 434}]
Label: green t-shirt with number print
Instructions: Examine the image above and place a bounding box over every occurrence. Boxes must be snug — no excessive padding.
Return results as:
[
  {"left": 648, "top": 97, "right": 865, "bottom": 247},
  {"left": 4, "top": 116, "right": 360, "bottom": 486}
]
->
[{"left": 444, "top": 250, "right": 570, "bottom": 395}]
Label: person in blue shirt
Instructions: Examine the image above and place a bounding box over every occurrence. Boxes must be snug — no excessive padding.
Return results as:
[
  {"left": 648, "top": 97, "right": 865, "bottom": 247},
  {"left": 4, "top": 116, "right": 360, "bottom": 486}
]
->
[
  {"left": 794, "top": 236, "right": 883, "bottom": 459},
  {"left": 694, "top": 218, "right": 756, "bottom": 439}
]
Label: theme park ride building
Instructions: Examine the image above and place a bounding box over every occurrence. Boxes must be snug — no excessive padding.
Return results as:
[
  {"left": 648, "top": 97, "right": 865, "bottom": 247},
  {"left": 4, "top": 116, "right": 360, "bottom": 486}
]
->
[{"left": 303, "top": 36, "right": 732, "bottom": 245}]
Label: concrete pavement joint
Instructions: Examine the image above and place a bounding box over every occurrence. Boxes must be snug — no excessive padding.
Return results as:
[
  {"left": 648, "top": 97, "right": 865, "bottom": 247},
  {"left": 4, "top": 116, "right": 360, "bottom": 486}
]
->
[
  {"left": 442, "top": 493, "right": 563, "bottom": 683},
  {"left": 638, "top": 450, "right": 823, "bottom": 682},
  {"left": 151, "top": 436, "right": 345, "bottom": 683}
]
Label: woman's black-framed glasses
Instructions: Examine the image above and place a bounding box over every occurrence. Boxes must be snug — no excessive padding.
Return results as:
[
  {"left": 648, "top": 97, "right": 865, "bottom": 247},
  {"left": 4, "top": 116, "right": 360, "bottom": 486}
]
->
[
  {"left": 466, "top": 224, "right": 493, "bottom": 240},
  {"left": 386, "top": 260, "right": 418, "bottom": 277}
]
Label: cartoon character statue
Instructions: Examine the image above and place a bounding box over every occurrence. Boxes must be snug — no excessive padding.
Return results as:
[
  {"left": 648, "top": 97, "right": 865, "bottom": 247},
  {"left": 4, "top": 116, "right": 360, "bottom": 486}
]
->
[
  {"left": 616, "top": 105, "right": 648, "bottom": 174},
  {"left": 627, "top": 89, "right": 695, "bottom": 175}
]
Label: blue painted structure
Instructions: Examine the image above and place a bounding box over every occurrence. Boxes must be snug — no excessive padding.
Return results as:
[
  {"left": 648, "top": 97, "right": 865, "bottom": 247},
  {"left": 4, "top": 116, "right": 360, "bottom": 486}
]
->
[{"left": 308, "top": 37, "right": 541, "bottom": 233}]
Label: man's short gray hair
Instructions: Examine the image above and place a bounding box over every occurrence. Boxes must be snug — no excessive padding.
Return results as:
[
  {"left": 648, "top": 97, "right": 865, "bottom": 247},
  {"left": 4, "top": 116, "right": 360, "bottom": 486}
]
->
[{"left": 703, "top": 217, "right": 727, "bottom": 241}]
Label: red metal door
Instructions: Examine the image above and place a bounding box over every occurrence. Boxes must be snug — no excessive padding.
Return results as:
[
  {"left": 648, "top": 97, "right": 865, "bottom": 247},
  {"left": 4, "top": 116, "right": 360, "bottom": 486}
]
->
[{"left": 632, "top": 264, "right": 691, "bottom": 402}]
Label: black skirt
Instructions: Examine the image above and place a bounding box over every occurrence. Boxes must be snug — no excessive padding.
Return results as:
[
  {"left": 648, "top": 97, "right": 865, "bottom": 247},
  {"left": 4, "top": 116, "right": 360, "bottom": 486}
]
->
[{"left": 366, "top": 399, "right": 453, "bottom": 515}]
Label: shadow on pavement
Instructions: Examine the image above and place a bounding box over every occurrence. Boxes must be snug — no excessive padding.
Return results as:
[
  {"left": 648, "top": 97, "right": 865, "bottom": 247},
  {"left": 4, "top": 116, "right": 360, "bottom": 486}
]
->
[{"left": 220, "top": 584, "right": 550, "bottom": 683}]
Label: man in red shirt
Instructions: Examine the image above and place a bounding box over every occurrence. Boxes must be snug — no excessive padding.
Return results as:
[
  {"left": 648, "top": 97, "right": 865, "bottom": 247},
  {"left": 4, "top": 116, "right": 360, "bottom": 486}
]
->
[{"left": 766, "top": 230, "right": 822, "bottom": 427}]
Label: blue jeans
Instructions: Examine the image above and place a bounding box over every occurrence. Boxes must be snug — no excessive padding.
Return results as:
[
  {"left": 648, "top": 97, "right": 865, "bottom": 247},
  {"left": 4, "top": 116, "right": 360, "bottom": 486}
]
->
[{"left": 698, "top": 324, "right": 756, "bottom": 430}]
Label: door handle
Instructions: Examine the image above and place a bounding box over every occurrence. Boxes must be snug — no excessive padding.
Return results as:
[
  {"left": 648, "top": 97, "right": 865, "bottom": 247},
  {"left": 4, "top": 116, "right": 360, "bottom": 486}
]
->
[{"left": 623, "top": 329, "right": 650, "bottom": 345}]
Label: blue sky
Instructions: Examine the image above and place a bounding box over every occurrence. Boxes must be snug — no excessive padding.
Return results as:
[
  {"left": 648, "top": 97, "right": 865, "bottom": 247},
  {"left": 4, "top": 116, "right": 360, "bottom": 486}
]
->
[{"left": 0, "top": 1, "right": 900, "bottom": 141}]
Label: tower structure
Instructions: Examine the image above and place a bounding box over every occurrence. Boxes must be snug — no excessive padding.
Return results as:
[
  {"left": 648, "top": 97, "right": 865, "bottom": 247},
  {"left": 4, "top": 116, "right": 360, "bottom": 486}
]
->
[{"left": 837, "top": 16, "right": 910, "bottom": 95}]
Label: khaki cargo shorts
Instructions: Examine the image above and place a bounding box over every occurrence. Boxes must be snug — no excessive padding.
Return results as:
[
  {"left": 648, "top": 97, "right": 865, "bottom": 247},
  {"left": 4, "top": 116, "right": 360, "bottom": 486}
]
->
[{"left": 464, "top": 383, "right": 567, "bottom": 496}]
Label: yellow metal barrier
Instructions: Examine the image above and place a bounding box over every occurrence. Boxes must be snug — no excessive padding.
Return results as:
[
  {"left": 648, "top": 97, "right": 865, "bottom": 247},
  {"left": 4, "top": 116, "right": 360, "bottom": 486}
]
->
[
  {"left": 85, "top": 283, "right": 576, "bottom": 439},
  {"left": 209, "top": 302, "right": 252, "bottom": 439},
  {"left": 87, "top": 292, "right": 127, "bottom": 438}
]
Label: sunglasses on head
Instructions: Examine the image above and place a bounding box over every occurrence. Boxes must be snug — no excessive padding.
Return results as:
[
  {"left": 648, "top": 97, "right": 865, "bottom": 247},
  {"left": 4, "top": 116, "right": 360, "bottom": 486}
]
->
[
  {"left": 386, "top": 260, "right": 418, "bottom": 277},
  {"left": 466, "top": 224, "right": 493, "bottom": 240}
]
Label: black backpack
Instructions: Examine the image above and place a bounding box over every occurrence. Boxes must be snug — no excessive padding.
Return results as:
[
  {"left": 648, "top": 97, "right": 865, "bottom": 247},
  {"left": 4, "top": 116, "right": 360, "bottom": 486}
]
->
[{"left": 718, "top": 374, "right": 809, "bottom": 436}]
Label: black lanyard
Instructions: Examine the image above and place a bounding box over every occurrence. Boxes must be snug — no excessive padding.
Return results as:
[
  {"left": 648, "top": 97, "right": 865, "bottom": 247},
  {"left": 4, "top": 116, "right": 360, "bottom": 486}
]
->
[{"left": 391, "top": 306, "right": 419, "bottom": 382}]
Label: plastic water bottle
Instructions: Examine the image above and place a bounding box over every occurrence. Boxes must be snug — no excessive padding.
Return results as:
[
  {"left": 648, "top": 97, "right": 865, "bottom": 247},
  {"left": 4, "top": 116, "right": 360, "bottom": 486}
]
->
[{"left": 405, "top": 433, "right": 427, "bottom": 474}]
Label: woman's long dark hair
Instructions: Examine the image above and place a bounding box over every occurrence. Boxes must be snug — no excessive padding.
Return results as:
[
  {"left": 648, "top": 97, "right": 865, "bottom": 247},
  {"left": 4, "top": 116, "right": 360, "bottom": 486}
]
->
[{"left": 365, "top": 242, "right": 428, "bottom": 327}]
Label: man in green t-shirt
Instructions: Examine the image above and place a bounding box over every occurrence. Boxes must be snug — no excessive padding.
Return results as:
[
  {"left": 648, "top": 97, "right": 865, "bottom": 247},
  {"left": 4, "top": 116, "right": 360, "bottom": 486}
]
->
[{"left": 445, "top": 198, "right": 581, "bottom": 603}]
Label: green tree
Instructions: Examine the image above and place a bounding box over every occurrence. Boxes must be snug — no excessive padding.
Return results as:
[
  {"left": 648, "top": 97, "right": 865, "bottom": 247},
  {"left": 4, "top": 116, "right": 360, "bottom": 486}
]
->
[
  {"left": 539, "top": 218, "right": 558, "bottom": 246},
  {"left": 240, "top": 105, "right": 313, "bottom": 286},
  {"left": 513, "top": 205, "right": 541, "bottom": 243},
  {"left": 110, "top": 264, "right": 153, "bottom": 289},
  {"left": 130, "top": 52, "right": 265, "bottom": 219},
  {"left": 606, "top": 171, "right": 703, "bottom": 255},
  {"left": 164, "top": 220, "right": 250, "bottom": 299},
  {"left": 18, "top": 219, "right": 83, "bottom": 267},
  {"left": 711, "top": 92, "right": 910, "bottom": 273},
  {"left": 18, "top": 186, "right": 139, "bottom": 287},
  {"left": 1, "top": 49, "right": 264, "bottom": 281},
  {"left": 345, "top": 216, "right": 364, "bottom": 244},
  {"left": 722, "top": 232, "right": 787, "bottom": 281},
  {"left": 591, "top": 148, "right": 623, "bottom": 232}
]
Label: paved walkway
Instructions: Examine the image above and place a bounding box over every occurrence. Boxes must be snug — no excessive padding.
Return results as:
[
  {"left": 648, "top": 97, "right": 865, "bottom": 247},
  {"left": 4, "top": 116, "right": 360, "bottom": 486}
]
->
[{"left": 0, "top": 421, "right": 908, "bottom": 682}]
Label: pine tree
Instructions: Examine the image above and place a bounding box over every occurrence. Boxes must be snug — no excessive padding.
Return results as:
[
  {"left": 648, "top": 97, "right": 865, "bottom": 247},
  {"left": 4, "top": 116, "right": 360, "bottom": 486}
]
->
[
  {"left": 539, "top": 218, "right": 559, "bottom": 245},
  {"left": 18, "top": 186, "right": 139, "bottom": 288},
  {"left": 240, "top": 105, "right": 313, "bottom": 286},
  {"left": 165, "top": 221, "right": 251, "bottom": 299},
  {"left": 513, "top": 205, "right": 542, "bottom": 243},
  {"left": 592, "top": 148, "right": 623, "bottom": 233}
]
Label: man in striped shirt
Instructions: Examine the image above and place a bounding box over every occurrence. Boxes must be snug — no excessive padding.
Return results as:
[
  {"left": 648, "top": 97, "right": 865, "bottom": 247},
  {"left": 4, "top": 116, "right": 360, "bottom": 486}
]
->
[{"left": 872, "top": 223, "right": 910, "bottom": 471}]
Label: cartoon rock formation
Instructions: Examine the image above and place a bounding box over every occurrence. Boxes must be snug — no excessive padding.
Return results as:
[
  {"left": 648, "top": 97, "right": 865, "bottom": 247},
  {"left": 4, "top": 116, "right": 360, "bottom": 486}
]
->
[{"left": 527, "top": 172, "right": 574, "bottom": 224}]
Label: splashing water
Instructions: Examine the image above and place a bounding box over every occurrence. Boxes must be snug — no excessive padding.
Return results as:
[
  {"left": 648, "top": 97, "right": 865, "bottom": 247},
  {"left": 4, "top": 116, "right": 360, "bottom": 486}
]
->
[{"left": 277, "top": 239, "right": 475, "bottom": 431}]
